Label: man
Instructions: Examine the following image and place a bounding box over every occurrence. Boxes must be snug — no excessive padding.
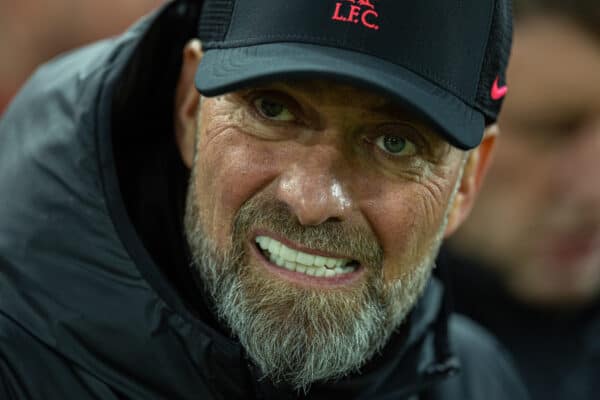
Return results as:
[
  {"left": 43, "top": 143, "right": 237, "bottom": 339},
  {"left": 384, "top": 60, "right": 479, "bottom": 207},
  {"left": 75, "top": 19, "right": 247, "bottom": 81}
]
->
[
  {"left": 0, "top": 0, "right": 527, "bottom": 399},
  {"left": 442, "top": 0, "right": 600, "bottom": 399}
]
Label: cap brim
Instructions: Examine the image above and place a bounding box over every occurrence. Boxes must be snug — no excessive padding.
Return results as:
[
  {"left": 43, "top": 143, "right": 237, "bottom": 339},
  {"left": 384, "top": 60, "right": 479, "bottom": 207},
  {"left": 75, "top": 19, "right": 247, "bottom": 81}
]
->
[{"left": 195, "top": 43, "right": 484, "bottom": 149}]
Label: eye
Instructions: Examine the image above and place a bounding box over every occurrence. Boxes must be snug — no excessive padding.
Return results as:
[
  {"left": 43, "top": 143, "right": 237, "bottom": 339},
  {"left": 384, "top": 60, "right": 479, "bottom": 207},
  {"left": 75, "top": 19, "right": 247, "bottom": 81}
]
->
[
  {"left": 253, "top": 97, "right": 296, "bottom": 122},
  {"left": 374, "top": 135, "right": 417, "bottom": 157}
]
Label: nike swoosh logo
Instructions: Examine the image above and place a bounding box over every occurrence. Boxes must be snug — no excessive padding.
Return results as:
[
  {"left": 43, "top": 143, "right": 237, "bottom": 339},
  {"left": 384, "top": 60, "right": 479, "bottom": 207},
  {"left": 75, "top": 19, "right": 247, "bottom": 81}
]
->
[{"left": 491, "top": 76, "right": 508, "bottom": 101}]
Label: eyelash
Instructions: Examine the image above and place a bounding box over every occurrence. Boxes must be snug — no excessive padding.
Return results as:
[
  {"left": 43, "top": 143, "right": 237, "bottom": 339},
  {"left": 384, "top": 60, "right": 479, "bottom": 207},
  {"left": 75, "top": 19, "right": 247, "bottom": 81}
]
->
[
  {"left": 246, "top": 93, "right": 303, "bottom": 126},
  {"left": 366, "top": 129, "right": 427, "bottom": 156}
]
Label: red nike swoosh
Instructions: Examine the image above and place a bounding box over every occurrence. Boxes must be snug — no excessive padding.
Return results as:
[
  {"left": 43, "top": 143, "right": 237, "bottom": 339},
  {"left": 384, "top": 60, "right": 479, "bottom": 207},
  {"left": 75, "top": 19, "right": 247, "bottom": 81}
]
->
[{"left": 491, "top": 77, "right": 508, "bottom": 101}]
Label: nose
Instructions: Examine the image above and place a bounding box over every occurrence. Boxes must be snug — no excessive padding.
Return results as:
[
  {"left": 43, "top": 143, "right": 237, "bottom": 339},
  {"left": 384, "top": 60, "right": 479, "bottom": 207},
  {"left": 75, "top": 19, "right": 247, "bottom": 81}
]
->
[{"left": 275, "top": 144, "right": 354, "bottom": 226}]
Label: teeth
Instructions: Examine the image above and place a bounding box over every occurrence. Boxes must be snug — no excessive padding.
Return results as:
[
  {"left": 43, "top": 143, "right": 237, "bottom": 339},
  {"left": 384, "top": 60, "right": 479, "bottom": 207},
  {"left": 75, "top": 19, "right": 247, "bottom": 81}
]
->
[
  {"left": 268, "top": 239, "right": 282, "bottom": 255},
  {"left": 274, "top": 256, "right": 285, "bottom": 267},
  {"left": 314, "top": 256, "right": 326, "bottom": 268},
  {"left": 284, "top": 261, "right": 296, "bottom": 272},
  {"left": 296, "top": 252, "right": 315, "bottom": 266},
  {"left": 281, "top": 246, "right": 297, "bottom": 262},
  {"left": 255, "top": 236, "right": 357, "bottom": 277},
  {"left": 257, "top": 236, "right": 271, "bottom": 250},
  {"left": 296, "top": 265, "right": 307, "bottom": 274}
]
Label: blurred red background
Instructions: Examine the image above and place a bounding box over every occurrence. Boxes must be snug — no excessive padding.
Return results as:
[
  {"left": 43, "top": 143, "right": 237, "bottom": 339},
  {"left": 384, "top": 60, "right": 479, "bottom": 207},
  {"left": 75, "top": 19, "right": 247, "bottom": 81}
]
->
[{"left": 0, "top": 0, "right": 164, "bottom": 114}]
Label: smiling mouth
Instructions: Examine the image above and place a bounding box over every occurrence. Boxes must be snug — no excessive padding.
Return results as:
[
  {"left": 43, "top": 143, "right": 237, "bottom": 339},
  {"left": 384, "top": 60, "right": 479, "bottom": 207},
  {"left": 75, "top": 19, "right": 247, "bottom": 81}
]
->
[{"left": 255, "top": 236, "right": 360, "bottom": 277}]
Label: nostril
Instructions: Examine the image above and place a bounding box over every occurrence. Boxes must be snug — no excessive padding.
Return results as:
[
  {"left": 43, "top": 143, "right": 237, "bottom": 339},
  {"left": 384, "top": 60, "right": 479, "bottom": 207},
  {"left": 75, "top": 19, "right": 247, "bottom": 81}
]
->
[{"left": 322, "top": 216, "right": 343, "bottom": 224}]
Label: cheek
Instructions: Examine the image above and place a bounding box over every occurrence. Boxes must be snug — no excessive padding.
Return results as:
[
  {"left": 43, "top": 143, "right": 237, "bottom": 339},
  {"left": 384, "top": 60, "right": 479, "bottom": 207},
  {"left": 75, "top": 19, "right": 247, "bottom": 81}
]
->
[
  {"left": 194, "top": 129, "right": 279, "bottom": 247},
  {"left": 361, "top": 177, "right": 454, "bottom": 281}
]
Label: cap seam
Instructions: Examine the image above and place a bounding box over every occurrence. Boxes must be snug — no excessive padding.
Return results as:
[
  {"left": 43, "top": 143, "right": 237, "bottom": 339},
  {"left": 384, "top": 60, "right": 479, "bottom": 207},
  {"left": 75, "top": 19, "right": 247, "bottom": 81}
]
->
[{"left": 203, "top": 36, "right": 473, "bottom": 104}]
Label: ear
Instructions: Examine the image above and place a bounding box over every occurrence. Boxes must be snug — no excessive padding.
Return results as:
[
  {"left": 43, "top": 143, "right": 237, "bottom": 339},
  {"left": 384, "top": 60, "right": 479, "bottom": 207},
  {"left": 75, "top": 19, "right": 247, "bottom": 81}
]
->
[
  {"left": 174, "top": 39, "right": 203, "bottom": 169},
  {"left": 444, "top": 124, "right": 499, "bottom": 237}
]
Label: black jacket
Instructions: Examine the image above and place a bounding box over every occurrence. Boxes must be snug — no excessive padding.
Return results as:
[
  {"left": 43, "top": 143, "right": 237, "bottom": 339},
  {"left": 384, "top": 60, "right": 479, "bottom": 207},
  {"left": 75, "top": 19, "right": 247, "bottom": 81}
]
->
[
  {"left": 0, "top": 2, "right": 530, "bottom": 399},
  {"left": 440, "top": 248, "right": 600, "bottom": 400}
]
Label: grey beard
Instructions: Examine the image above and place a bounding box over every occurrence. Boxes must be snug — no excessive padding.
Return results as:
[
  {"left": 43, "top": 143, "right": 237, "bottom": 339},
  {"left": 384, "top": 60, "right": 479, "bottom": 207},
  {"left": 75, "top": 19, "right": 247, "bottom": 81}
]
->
[{"left": 184, "top": 188, "right": 444, "bottom": 392}]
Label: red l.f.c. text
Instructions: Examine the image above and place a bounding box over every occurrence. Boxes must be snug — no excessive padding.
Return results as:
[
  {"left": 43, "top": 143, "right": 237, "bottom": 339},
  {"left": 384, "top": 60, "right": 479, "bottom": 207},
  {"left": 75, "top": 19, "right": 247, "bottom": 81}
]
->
[{"left": 331, "top": 0, "right": 380, "bottom": 31}]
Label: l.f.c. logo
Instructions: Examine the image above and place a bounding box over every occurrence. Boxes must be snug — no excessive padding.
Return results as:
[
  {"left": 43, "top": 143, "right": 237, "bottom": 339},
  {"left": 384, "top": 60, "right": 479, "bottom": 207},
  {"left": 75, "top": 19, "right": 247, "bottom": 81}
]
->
[{"left": 331, "top": 0, "right": 380, "bottom": 31}]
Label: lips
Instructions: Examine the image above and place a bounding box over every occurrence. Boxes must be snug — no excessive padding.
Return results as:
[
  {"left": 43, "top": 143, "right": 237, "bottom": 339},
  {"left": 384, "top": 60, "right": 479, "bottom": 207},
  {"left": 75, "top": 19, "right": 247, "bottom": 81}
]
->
[{"left": 255, "top": 235, "right": 359, "bottom": 277}]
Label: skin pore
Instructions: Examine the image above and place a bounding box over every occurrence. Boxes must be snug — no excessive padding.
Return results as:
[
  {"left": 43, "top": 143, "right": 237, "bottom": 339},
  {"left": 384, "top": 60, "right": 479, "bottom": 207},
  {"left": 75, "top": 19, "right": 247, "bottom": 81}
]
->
[
  {"left": 449, "top": 15, "right": 600, "bottom": 308},
  {"left": 175, "top": 40, "right": 496, "bottom": 390}
]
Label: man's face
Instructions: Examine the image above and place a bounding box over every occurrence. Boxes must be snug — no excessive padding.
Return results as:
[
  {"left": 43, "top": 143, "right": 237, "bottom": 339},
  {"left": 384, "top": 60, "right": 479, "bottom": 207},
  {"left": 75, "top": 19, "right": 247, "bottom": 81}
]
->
[
  {"left": 182, "top": 79, "right": 470, "bottom": 389},
  {"left": 451, "top": 15, "right": 600, "bottom": 307}
]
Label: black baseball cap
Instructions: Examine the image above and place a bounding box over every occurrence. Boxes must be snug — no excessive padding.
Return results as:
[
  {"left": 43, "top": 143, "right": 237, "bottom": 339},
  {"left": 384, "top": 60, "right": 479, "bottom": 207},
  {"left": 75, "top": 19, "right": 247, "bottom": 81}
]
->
[{"left": 195, "top": 0, "right": 512, "bottom": 149}]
